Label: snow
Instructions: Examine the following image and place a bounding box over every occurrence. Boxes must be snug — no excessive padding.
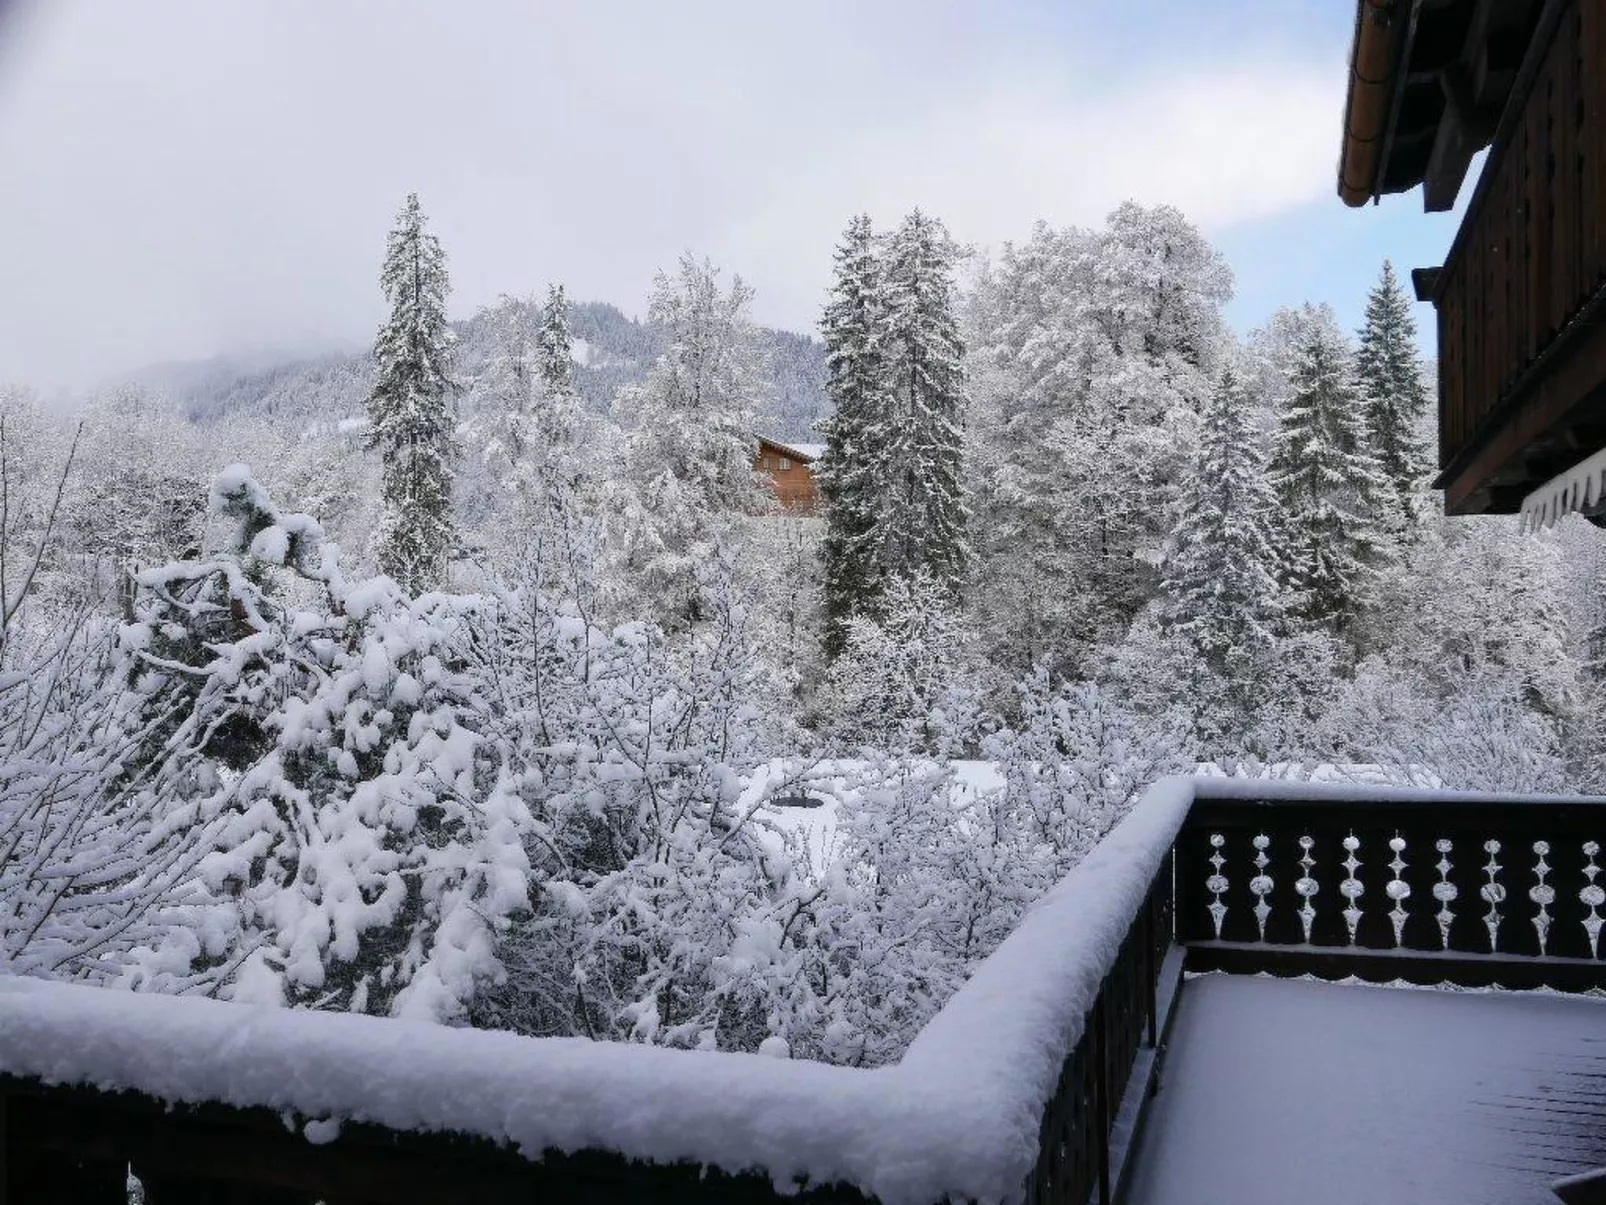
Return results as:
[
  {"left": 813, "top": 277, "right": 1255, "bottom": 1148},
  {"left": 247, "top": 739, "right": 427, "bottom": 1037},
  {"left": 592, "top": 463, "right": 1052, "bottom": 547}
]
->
[
  {"left": 0, "top": 774, "right": 1198, "bottom": 1205},
  {"left": 744, "top": 759, "right": 1007, "bottom": 880},
  {"left": 1123, "top": 974, "right": 1606, "bottom": 1205}
]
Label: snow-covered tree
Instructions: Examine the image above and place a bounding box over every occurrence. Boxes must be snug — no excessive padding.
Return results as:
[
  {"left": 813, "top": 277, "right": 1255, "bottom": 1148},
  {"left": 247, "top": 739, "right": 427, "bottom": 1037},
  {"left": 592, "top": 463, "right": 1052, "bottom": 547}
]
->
[
  {"left": 366, "top": 192, "right": 458, "bottom": 594},
  {"left": 878, "top": 210, "right": 970, "bottom": 602},
  {"left": 1355, "top": 261, "right": 1430, "bottom": 533},
  {"left": 986, "top": 674, "right": 1185, "bottom": 858},
  {"left": 818, "top": 214, "right": 888, "bottom": 656},
  {"left": 468, "top": 286, "right": 588, "bottom": 549},
  {"left": 0, "top": 423, "right": 221, "bottom": 988},
  {"left": 65, "top": 389, "right": 208, "bottom": 617},
  {"left": 1323, "top": 660, "right": 1570, "bottom": 794},
  {"left": 968, "top": 205, "right": 1230, "bottom": 678},
  {"left": 535, "top": 283, "right": 578, "bottom": 411},
  {"left": 127, "top": 467, "right": 531, "bottom": 1019},
  {"left": 827, "top": 568, "right": 961, "bottom": 750},
  {"left": 1158, "top": 365, "right": 1286, "bottom": 743},
  {"left": 1267, "top": 305, "right": 1391, "bottom": 642},
  {"left": 1370, "top": 513, "right": 1577, "bottom": 716},
  {"left": 612, "top": 255, "right": 766, "bottom": 628}
]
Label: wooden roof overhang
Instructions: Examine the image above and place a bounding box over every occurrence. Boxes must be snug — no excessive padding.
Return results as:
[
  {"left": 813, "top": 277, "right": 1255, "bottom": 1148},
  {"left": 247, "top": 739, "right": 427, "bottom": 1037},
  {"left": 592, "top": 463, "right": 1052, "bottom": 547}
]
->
[
  {"left": 1339, "top": 0, "right": 1606, "bottom": 519},
  {"left": 755, "top": 436, "right": 821, "bottom": 464},
  {"left": 1338, "top": 0, "right": 1546, "bottom": 212}
]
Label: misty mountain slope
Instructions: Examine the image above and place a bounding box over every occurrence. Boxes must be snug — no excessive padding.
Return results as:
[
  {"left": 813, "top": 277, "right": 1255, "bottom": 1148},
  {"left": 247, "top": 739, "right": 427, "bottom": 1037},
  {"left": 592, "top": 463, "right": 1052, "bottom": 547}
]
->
[{"left": 170, "top": 301, "right": 830, "bottom": 441}]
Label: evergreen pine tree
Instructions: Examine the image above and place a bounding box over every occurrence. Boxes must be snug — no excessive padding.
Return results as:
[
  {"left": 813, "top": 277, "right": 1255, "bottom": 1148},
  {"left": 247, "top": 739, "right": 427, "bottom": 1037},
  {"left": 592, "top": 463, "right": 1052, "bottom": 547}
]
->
[
  {"left": 1269, "top": 305, "right": 1391, "bottom": 641},
  {"left": 535, "top": 283, "right": 577, "bottom": 406},
  {"left": 367, "top": 192, "right": 457, "bottom": 594},
  {"left": 524, "top": 284, "right": 583, "bottom": 491},
  {"left": 1159, "top": 365, "right": 1285, "bottom": 738},
  {"left": 1356, "top": 260, "right": 1430, "bottom": 532},
  {"left": 818, "top": 214, "right": 887, "bottom": 656},
  {"left": 879, "top": 209, "right": 971, "bottom": 602}
]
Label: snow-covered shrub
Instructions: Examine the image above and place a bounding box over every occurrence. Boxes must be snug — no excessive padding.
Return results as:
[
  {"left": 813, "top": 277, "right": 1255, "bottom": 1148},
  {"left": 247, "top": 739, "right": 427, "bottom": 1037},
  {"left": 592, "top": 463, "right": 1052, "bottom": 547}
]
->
[
  {"left": 0, "top": 427, "right": 216, "bottom": 985},
  {"left": 465, "top": 554, "right": 803, "bottom": 1052},
  {"left": 123, "top": 466, "right": 532, "bottom": 1019},
  {"left": 761, "top": 680, "right": 1184, "bottom": 1067},
  {"left": 1321, "top": 659, "right": 1569, "bottom": 793},
  {"left": 986, "top": 673, "right": 1186, "bottom": 859}
]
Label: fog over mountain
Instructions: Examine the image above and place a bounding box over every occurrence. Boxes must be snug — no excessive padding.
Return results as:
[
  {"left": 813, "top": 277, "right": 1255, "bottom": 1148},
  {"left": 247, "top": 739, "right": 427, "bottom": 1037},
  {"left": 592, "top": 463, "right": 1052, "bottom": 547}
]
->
[{"left": 124, "top": 300, "right": 828, "bottom": 443}]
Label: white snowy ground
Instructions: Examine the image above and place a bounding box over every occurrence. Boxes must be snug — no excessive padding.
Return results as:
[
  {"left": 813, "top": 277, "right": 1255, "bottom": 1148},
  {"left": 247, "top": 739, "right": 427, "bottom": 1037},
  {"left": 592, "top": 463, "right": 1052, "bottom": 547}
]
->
[
  {"left": 744, "top": 759, "right": 1005, "bottom": 879},
  {"left": 1124, "top": 974, "right": 1606, "bottom": 1205}
]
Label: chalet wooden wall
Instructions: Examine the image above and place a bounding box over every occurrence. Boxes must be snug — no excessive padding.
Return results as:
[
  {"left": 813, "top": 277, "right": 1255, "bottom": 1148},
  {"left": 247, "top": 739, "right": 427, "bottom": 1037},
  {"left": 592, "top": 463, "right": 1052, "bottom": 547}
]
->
[{"left": 1434, "top": 0, "right": 1606, "bottom": 512}]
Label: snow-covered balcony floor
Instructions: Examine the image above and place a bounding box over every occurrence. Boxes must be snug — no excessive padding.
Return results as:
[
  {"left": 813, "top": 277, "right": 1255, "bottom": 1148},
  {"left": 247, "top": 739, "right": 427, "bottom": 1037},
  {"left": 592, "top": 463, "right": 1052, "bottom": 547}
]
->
[{"left": 1125, "top": 974, "right": 1606, "bottom": 1205}]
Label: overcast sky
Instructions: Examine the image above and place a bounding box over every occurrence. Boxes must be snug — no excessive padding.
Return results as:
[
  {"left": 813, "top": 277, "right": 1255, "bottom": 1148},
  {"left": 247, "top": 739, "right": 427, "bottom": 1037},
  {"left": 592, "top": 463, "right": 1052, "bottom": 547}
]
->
[{"left": 0, "top": 0, "right": 1467, "bottom": 392}]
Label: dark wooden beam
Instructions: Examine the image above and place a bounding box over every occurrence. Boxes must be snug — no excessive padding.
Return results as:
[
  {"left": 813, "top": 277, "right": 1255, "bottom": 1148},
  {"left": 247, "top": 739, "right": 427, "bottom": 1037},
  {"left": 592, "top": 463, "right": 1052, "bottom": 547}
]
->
[
  {"left": 1, "top": 1078, "right": 872, "bottom": 1205},
  {"left": 1411, "top": 265, "right": 1442, "bottom": 300},
  {"left": 1423, "top": 59, "right": 1501, "bottom": 210},
  {"left": 1555, "top": 1167, "right": 1606, "bottom": 1204},
  {"left": 1437, "top": 283, "right": 1606, "bottom": 513}
]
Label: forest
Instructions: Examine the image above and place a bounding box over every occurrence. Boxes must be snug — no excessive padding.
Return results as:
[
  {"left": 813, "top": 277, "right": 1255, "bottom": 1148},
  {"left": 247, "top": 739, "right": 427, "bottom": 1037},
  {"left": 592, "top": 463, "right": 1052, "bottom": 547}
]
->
[{"left": 1, "top": 192, "right": 1600, "bottom": 1066}]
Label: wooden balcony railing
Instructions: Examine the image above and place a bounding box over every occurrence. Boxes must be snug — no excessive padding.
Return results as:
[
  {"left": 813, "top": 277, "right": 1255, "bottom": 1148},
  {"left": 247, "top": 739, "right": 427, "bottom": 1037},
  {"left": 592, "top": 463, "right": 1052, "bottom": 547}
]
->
[
  {"left": 1177, "top": 785, "right": 1606, "bottom": 989},
  {"left": 1429, "top": 0, "right": 1606, "bottom": 514},
  {"left": 2, "top": 779, "right": 1603, "bottom": 1205}
]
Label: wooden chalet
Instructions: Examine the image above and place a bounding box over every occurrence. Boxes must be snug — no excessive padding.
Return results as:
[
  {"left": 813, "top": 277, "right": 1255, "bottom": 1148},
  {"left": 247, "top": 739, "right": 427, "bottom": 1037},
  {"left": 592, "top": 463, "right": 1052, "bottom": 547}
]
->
[
  {"left": 754, "top": 435, "right": 824, "bottom": 515},
  {"left": 1340, "top": 0, "right": 1606, "bottom": 520}
]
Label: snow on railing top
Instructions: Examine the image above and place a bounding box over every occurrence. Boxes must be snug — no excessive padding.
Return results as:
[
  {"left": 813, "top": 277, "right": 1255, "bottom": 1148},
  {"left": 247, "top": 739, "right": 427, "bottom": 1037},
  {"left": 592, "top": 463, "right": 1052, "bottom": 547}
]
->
[{"left": 4, "top": 777, "right": 1588, "bottom": 1205}]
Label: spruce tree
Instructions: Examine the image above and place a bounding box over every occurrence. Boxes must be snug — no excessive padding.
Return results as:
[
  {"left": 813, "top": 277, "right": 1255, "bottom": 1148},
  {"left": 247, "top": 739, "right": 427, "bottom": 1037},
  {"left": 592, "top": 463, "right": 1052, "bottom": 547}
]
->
[
  {"left": 535, "top": 283, "right": 577, "bottom": 413},
  {"left": 523, "top": 284, "right": 582, "bottom": 485},
  {"left": 367, "top": 192, "right": 457, "bottom": 594},
  {"left": 879, "top": 209, "right": 971, "bottom": 602},
  {"left": 818, "top": 214, "right": 887, "bottom": 656},
  {"left": 1269, "top": 305, "right": 1391, "bottom": 640},
  {"left": 1356, "top": 260, "right": 1430, "bottom": 531},
  {"left": 1160, "top": 365, "right": 1285, "bottom": 737}
]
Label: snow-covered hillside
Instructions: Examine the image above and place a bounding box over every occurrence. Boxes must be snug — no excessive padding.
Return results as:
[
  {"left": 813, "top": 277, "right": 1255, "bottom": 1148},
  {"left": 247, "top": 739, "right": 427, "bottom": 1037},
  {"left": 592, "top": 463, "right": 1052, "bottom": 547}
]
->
[{"left": 147, "top": 300, "right": 829, "bottom": 442}]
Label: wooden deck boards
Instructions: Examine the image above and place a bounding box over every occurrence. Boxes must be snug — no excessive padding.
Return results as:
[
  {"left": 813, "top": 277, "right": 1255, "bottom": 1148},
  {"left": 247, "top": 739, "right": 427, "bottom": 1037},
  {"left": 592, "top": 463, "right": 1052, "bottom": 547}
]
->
[{"left": 1124, "top": 975, "right": 1606, "bottom": 1205}]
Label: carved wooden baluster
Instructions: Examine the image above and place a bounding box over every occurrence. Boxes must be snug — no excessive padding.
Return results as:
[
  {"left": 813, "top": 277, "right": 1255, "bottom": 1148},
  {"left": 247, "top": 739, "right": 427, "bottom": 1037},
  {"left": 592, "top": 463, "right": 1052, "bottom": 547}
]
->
[
  {"left": 1529, "top": 840, "right": 1555, "bottom": 956},
  {"left": 1433, "top": 838, "right": 1457, "bottom": 950},
  {"left": 1385, "top": 835, "right": 1410, "bottom": 948},
  {"left": 1294, "top": 835, "right": 1318, "bottom": 943},
  {"left": 1340, "top": 834, "right": 1364, "bottom": 945},
  {"left": 1206, "top": 834, "right": 1228, "bottom": 940},
  {"left": 1481, "top": 839, "right": 1505, "bottom": 953},
  {"left": 1249, "top": 834, "right": 1273, "bottom": 941},
  {"left": 1582, "top": 841, "right": 1605, "bottom": 958}
]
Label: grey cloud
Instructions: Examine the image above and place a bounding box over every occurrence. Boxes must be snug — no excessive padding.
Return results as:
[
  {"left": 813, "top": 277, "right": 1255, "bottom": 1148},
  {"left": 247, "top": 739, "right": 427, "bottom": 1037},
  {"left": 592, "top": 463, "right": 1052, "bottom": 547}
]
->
[{"left": 0, "top": 0, "right": 1337, "bottom": 391}]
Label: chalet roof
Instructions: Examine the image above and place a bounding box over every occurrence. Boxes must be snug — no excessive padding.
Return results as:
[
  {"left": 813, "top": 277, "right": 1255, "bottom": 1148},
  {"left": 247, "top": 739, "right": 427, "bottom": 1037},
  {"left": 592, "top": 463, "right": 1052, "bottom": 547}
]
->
[
  {"left": 755, "top": 435, "right": 825, "bottom": 463},
  {"left": 1338, "top": 0, "right": 1548, "bottom": 211}
]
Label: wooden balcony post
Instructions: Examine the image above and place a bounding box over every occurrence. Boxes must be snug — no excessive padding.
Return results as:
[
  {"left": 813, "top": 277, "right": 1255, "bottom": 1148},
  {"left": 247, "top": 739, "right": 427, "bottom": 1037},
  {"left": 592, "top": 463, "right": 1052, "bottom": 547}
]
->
[
  {"left": 1090, "top": 995, "right": 1111, "bottom": 1205},
  {"left": 1142, "top": 888, "right": 1159, "bottom": 1049}
]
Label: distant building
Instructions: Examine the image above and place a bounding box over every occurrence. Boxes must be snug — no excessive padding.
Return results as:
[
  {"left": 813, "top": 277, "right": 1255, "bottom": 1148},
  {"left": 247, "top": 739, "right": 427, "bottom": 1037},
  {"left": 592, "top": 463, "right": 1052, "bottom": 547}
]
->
[{"left": 754, "top": 435, "right": 824, "bottom": 515}]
